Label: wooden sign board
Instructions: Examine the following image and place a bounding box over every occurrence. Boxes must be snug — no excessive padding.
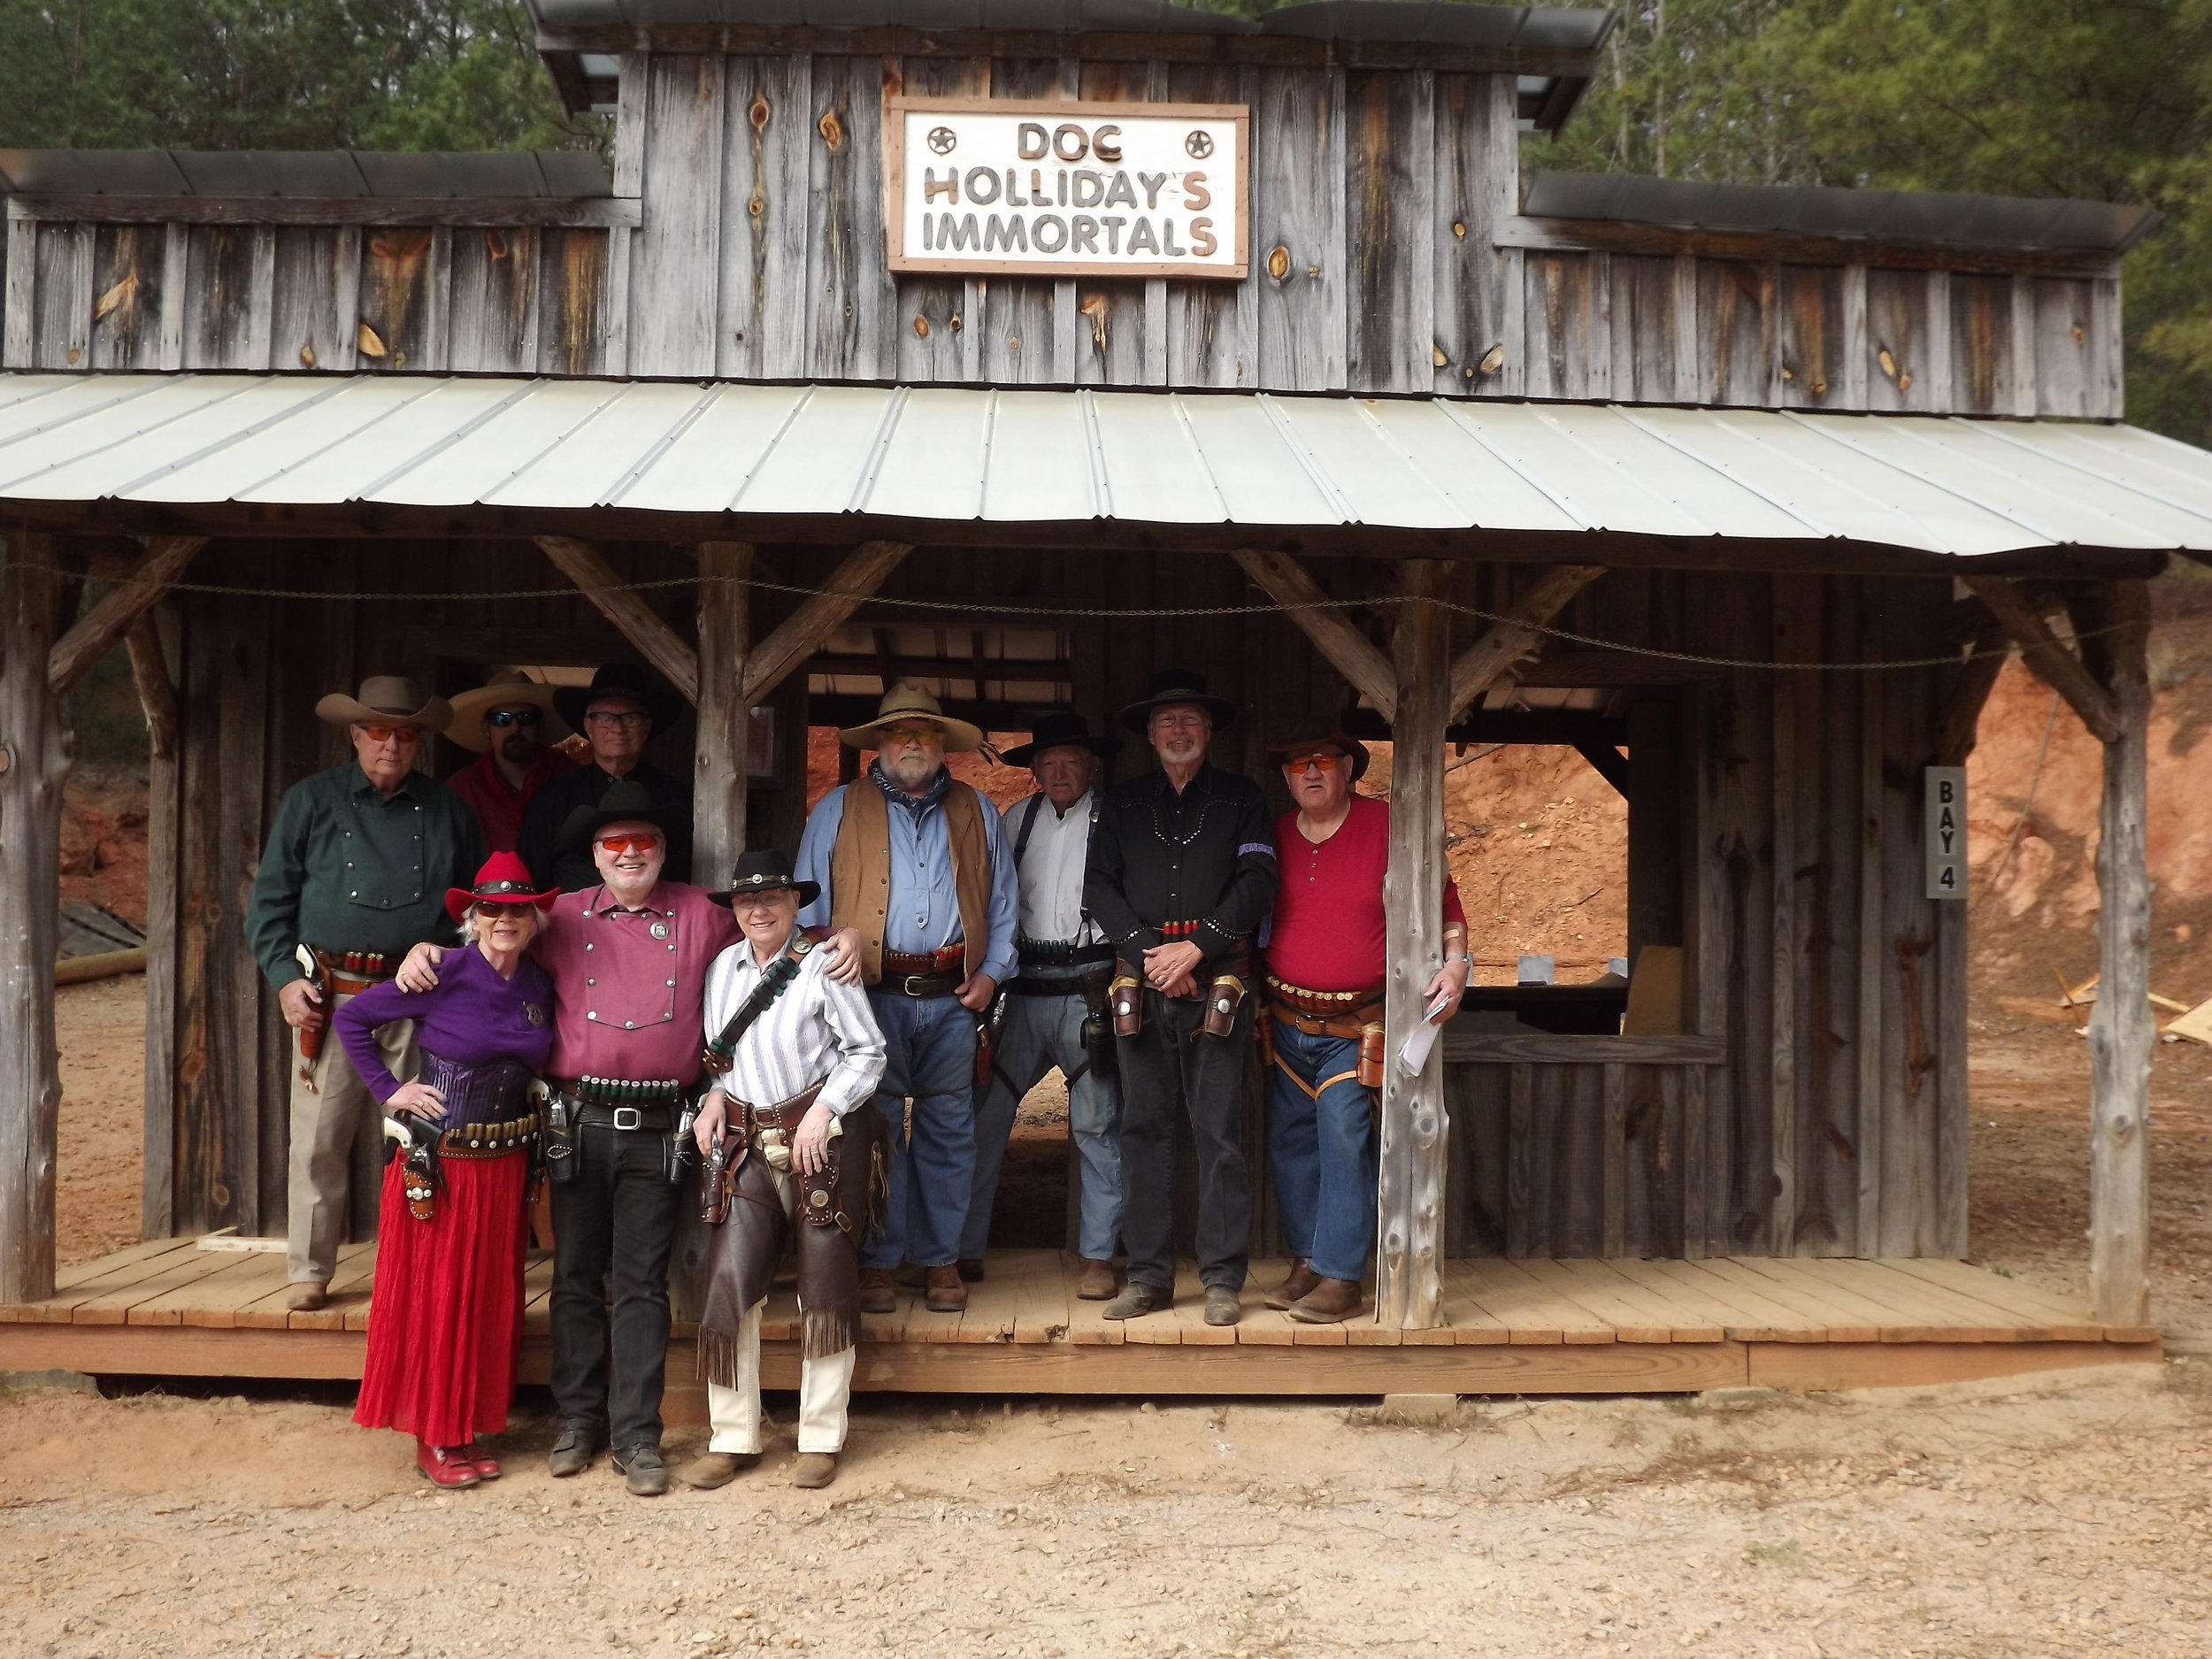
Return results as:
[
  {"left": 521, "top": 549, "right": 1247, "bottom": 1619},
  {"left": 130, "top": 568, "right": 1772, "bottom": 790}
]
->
[
  {"left": 1925, "top": 765, "right": 1966, "bottom": 899},
  {"left": 884, "top": 97, "right": 1248, "bottom": 280}
]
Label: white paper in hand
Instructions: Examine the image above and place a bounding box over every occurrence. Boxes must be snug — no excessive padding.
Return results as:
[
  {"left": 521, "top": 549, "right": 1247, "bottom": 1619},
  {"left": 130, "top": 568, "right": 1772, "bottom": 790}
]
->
[{"left": 1398, "top": 1018, "right": 1440, "bottom": 1077}]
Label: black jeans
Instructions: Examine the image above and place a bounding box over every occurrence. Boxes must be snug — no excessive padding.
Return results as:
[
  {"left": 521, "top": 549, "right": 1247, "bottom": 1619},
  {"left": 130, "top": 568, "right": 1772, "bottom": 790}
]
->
[
  {"left": 1115, "top": 986, "right": 1253, "bottom": 1294},
  {"left": 549, "top": 1122, "right": 680, "bottom": 1452}
]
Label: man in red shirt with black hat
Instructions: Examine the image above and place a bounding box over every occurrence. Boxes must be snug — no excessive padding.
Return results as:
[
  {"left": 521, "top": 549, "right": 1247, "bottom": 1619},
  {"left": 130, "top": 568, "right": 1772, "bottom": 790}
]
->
[{"left": 1262, "top": 720, "right": 1471, "bottom": 1323}]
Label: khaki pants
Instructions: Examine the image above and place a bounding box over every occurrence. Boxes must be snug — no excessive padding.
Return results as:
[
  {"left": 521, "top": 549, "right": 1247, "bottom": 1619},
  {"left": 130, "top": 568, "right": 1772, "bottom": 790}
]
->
[
  {"left": 288, "top": 995, "right": 413, "bottom": 1285},
  {"left": 705, "top": 1156, "right": 856, "bottom": 1456}
]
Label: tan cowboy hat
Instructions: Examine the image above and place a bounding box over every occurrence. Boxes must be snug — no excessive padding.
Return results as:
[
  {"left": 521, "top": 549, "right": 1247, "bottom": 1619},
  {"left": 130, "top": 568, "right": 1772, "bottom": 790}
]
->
[
  {"left": 443, "top": 669, "right": 572, "bottom": 753},
  {"left": 313, "top": 675, "right": 452, "bottom": 733},
  {"left": 837, "top": 681, "right": 985, "bottom": 754}
]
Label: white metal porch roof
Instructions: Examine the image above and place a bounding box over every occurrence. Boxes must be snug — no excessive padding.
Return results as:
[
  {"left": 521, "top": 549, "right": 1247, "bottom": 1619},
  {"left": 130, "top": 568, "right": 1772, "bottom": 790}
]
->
[{"left": 2, "top": 373, "right": 2208, "bottom": 557}]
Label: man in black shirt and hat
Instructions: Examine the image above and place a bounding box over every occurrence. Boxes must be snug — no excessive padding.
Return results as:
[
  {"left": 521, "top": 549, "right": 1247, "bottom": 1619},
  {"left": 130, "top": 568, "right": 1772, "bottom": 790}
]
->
[
  {"left": 1084, "top": 669, "right": 1278, "bottom": 1327},
  {"left": 518, "top": 663, "right": 695, "bottom": 891}
]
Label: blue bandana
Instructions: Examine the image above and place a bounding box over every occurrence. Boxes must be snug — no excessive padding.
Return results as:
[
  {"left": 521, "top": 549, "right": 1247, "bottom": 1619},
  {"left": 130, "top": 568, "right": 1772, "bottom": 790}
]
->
[{"left": 869, "top": 758, "right": 949, "bottom": 820}]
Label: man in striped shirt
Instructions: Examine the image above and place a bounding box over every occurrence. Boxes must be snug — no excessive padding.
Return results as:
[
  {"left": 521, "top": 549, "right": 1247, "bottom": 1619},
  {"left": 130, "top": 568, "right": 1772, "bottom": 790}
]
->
[{"left": 680, "top": 851, "right": 888, "bottom": 1493}]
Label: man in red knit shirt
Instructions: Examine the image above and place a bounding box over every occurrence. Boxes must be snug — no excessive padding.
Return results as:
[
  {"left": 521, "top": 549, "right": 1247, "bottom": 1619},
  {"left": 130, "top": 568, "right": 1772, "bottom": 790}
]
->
[{"left": 1263, "top": 721, "right": 1471, "bottom": 1323}]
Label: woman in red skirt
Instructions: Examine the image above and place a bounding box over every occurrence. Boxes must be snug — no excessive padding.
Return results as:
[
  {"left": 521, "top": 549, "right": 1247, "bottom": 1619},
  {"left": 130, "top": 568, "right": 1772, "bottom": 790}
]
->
[{"left": 335, "top": 852, "right": 558, "bottom": 1488}]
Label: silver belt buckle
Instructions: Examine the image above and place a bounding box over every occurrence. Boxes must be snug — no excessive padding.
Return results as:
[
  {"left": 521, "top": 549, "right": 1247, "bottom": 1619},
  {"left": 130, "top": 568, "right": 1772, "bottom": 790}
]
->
[
  {"left": 611, "top": 1106, "right": 643, "bottom": 1131},
  {"left": 901, "top": 973, "right": 930, "bottom": 997}
]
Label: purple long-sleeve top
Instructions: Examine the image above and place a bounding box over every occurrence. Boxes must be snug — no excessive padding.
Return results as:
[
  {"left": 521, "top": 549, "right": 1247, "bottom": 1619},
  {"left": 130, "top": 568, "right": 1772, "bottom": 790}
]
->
[{"left": 334, "top": 941, "right": 557, "bottom": 1106}]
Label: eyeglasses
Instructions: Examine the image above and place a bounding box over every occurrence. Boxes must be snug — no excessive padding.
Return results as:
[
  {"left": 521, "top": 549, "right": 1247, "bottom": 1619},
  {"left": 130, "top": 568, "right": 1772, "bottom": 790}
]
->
[
  {"left": 1282, "top": 751, "right": 1346, "bottom": 772},
  {"left": 356, "top": 724, "right": 423, "bottom": 744},
  {"left": 595, "top": 833, "right": 663, "bottom": 855},
  {"left": 473, "top": 901, "right": 535, "bottom": 918},
  {"left": 486, "top": 709, "right": 541, "bottom": 729},
  {"left": 880, "top": 723, "right": 942, "bottom": 744},
  {"left": 584, "top": 710, "right": 650, "bottom": 728}
]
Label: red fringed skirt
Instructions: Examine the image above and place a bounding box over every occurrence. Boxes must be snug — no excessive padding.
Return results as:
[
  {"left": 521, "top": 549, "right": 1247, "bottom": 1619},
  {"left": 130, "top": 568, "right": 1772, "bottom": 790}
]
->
[{"left": 354, "top": 1151, "right": 527, "bottom": 1447}]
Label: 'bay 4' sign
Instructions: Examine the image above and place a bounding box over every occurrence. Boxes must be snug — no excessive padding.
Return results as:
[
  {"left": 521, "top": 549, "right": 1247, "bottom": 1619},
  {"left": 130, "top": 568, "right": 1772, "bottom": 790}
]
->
[{"left": 885, "top": 98, "right": 1248, "bottom": 280}]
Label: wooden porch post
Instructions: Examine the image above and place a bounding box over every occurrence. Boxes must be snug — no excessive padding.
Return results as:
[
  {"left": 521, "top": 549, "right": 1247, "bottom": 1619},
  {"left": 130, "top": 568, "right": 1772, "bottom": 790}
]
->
[
  {"left": 693, "top": 541, "right": 754, "bottom": 884},
  {"left": 2089, "top": 580, "right": 2153, "bottom": 1325},
  {"left": 0, "top": 534, "right": 68, "bottom": 1303},
  {"left": 1376, "top": 559, "right": 1449, "bottom": 1329}
]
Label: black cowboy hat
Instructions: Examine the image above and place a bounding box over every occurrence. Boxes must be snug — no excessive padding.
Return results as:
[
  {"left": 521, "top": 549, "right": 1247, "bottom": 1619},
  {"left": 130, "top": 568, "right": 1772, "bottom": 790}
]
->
[
  {"left": 1118, "top": 666, "right": 1238, "bottom": 734},
  {"left": 1000, "top": 710, "right": 1120, "bottom": 771},
  {"left": 1266, "top": 718, "right": 1372, "bottom": 783},
  {"left": 552, "top": 663, "right": 683, "bottom": 735},
  {"left": 708, "top": 849, "right": 821, "bottom": 910},
  {"left": 557, "top": 779, "right": 681, "bottom": 856}
]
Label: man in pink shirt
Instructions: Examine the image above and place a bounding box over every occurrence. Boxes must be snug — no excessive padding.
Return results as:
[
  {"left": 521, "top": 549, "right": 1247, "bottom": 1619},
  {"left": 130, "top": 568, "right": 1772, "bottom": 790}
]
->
[{"left": 1263, "top": 723, "right": 1471, "bottom": 1324}]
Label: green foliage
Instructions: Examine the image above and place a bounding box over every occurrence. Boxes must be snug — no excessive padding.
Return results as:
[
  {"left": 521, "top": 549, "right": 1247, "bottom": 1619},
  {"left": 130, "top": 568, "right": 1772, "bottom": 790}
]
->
[
  {"left": 0, "top": 1, "right": 603, "bottom": 152},
  {"left": 1532, "top": 0, "right": 2212, "bottom": 444}
]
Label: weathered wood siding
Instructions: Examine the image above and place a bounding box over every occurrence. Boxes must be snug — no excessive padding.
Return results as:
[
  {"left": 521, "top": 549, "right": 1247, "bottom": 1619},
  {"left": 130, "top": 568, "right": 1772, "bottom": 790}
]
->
[{"left": 2, "top": 50, "right": 2124, "bottom": 413}]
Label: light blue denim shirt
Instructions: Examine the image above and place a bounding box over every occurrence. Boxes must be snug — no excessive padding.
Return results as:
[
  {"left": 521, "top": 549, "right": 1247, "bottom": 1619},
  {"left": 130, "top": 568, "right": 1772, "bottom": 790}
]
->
[{"left": 796, "top": 767, "right": 1020, "bottom": 987}]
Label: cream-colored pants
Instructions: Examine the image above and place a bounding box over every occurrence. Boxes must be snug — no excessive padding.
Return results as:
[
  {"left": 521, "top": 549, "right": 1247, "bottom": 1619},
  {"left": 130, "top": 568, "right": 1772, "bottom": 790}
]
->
[
  {"left": 287, "top": 995, "right": 413, "bottom": 1285},
  {"left": 705, "top": 1155, "right": 856, "bottom": 1456}
]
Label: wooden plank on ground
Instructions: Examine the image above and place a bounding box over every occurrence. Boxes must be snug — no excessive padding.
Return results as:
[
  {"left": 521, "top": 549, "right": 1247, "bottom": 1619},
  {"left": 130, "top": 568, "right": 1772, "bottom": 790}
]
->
[
  {"left": 1724, "top": 1256, "right": 1986, "bottom": 1343},
  {"left": 1817, "top": 1258, "right": 2049, "bottom": 1341},
  {"left": 52, "top": 1235, "right": 185, "bottom": 1289},
  {"left": 1882, "top": 1258, "right": 2134, "bottom": 1341},
  {"left": 1460, "top": 1257, "right": 1616, "bottom": 1344},
  {"left": 1064, "top": 1268, "right": 1125, "bottom": 1347},
  {"left": 1117, "top": 1275, "right": 1184, "bottom": 1346},
  {"left": 11, "top": 1237, "right": 204, "bottom": 1322},
  {"left": 1170, "top": 1268, "right": 1237, "bottom": 1347},
  {"left": 955, "top": 1257, "right": 1022, "bottom": 1344},
  {"left": 1436, "top": 1261, "right": 1510, "bottom": 1346},
  {"left": 1233, "top": 1263, "right": 1299, "bottom": 1347},
  {"left": 1514, "top": 1258, "right": 1673, "bottom": 1342},
  {"left": 1617, "top": 1257, "right": 1831, "bottom": 1342},
  {"left": 316, "top": 1245, "right": 381, "bottom": 1333},
  {"left": 1548, "top": 1259, "right": 1726, "bottom": 1342},
  {"left": 130, "top": 1248, "right": 288, "bottom": 1326},
  {"left": 1345, "top": 1283, "right": 1406, "bottom": 1348},
  {"left": 66, "top": 1242, "right": 241, "bottom": 1326},
  {"left": 1010, "top": 1250, "right": 1071, "bottom": 1345},
  {"left": 1750, "top": 1340, "right": 2160, "bottom": 1393},
  {"left": 1683, "top": 1259, "right": 1877, "bottom": 1343},
  {"left": 180, "top": 1251, "right": 293, "bottom": 1330}
]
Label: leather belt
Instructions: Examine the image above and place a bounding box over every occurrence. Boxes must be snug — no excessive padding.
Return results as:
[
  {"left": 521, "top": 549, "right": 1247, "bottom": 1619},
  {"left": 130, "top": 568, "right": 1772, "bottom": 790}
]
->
[
  {"left": 311, "top": 948, "right": 392, "bottom": 998},
  {"left": 574, "top": 1102, "right": 674, "bottom": 1133},
  {"left": 437, "top": 1112, "right": 541, "bottom": 1159},
  {"left": 741, "top": 1081, "right": 826, "bottom": 1138},
  {"left": 1267, "top": 975, "right": 1383, "bottom": 1039},
  {"left": 878, "top": 971, "right": 962, "bottom": 998},
  {"left": 549, "top": 1075, "right": 687, "bottom": 1107},
  {"left": 1008, "top": 962, "right": 1114, "bottom": 998},
  {"left": 1016, "top": 940, "right": 1116, "bottom": 968},
  {"left": 882, "top": 946, "right": 964, "bottom": 974}
]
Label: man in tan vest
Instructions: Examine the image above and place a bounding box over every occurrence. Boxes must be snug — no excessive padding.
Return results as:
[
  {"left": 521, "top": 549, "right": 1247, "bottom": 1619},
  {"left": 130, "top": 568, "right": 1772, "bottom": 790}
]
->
[{"left": 795, "top": 684, "right": 1018, "bottom": 1316}]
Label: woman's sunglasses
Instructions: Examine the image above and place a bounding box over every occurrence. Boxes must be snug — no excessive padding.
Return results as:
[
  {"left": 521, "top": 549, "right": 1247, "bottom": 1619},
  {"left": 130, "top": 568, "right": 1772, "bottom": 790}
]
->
[{"left": 474, "top": 901, "right": 537, "bottom": 918}]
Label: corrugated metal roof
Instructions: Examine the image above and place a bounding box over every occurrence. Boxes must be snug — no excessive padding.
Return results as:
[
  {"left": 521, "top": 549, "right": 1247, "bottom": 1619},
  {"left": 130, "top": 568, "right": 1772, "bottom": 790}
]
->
[
  {"left": 0, "top": 373, "right": 2205, "bottom": 557},
  {"left": 0, "top": 150, "right": 611, "bottom": 200},
  {"left": 1524, "top": 171, "right": 2159, "bottom": 254}
]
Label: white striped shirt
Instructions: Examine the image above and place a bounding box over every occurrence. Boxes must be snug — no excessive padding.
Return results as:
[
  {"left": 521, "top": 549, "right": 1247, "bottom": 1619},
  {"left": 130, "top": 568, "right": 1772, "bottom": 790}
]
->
[{"left": 701, "top": 934, "right": 886, "bottom": 1117}]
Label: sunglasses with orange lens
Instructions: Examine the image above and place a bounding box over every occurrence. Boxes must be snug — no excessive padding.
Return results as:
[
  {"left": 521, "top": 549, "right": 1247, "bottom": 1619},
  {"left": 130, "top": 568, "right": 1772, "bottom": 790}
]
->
[
  {"left": 1282, "top": 750, "right": 1345, "bottom": 772},
  {"left": 595, "top": 833, "right": 663, "bottom": 855},
  {"left": 357, "top": 724, "right": 423, "bottom": 744}
]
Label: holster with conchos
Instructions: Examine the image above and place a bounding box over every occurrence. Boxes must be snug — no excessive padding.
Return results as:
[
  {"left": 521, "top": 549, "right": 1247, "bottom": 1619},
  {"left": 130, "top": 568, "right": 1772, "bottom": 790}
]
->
[{"left": 1109, "top": 972, "right": 1143, "bottom": 1039}]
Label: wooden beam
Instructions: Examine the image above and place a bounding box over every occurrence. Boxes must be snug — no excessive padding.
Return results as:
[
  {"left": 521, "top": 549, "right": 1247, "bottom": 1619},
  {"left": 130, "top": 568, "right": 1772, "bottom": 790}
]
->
[
  {"left": 1962, "top": 575, "right": 2120, "bottom": 744},
  {"left": 1573, "top": 738, "right": 1629, "bottom": 796},
  {"left": 1, "top": 535, "right": 68, "bottom": 1302},
  {"left": 534, "top": 534, "right": 699, "bottom": 706},
  {"left": 46, "top": 535, "right": 206, "bottom": 697},
  {"left": 2088, "top": 580, "right": 2154, "bottom": 1326},
  {"left": 739, "top": 541, "right": 912, "bottom": 708},
  {"left": 1229, "top": 548, "right": 1397, "bottom": 719},
  {"left": 1376, "top": 560, "right": 1450, "bottom": 1331},
  {"left": 693, "top": 541, "right": 753, "bottom": 885},
  {"left": 1447, "top": 565, "right": 1605, "bottom": 721},
  {"left": 1933, "top": 621, "right": 2011, "bottom": 767},
  {"left": 125, "top": 608, "right": 180, "bottom": 1237}
]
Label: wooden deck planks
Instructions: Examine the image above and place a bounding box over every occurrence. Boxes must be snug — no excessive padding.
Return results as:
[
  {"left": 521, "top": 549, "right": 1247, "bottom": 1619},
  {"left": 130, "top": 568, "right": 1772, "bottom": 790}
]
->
[{"left": 0, "top": 1244, "right": 2148, "bottom": 1392}]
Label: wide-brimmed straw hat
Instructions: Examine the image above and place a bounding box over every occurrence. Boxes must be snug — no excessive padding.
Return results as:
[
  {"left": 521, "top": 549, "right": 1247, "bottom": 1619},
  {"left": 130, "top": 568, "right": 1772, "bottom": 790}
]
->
[
  {"left": 1265, "top": 718, "right": 1371, "bottom": 783},
  {"left": 708, "top": 849, "right": 822, "bottom": 910},
  {"left": 444, "top": 850, "right": 561, "bottom": 921},
  {"left": 558, "top": 779, "right": 681, "bottom": 856},
  {"left": 1000, "top": 710, "right": 1118, "bottom": 771},
  {"left": 444, "top": 670, "right": 572, "bottom": 753},
  {"left": 837, "top": 681, "right": 985, "bottom": 753},
  {"left": 551, "top": 663, "right": 682, "bottom": 735},
  {"left": 314, "top": 675, "right": 452, "bottom": 733},
  {"left": 1119, "top": 667, "right": 1237, "bottom": 734}
]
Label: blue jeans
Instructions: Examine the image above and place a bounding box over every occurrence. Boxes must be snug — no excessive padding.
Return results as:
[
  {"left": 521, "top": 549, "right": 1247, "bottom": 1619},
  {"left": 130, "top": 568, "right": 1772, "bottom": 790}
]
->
[
  {"left": 864, "top": 991, "right": 979, "bottom": 1271},
  {"left": 1266, "top": 1022, "right": 1378, "bottom": 1284},
  {"left": 963, "top": 979, "right": 1123, "bottom": 1263}
]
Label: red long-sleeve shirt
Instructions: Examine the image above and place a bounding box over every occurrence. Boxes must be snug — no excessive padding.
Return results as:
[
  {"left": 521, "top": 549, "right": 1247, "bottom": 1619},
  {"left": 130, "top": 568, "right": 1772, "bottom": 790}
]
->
[{"left": 1265, "top": 795, "right": 1466, "bottom": 993}]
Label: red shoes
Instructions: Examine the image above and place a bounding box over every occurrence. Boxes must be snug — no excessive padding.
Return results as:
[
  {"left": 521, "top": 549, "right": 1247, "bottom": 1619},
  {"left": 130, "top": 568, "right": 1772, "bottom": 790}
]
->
[
  {"left": 417, "top": 1440, "right": 481, "bottom": 1488},
  {"left": 462, "top": 1442, "right": 501, "bottom": 1479}
]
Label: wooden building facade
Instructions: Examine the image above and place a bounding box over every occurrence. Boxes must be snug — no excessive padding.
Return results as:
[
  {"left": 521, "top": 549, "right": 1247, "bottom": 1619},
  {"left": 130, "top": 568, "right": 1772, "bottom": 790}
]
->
[{"left": 0, "top": 0, "right": 2190, "bottom": 1345}]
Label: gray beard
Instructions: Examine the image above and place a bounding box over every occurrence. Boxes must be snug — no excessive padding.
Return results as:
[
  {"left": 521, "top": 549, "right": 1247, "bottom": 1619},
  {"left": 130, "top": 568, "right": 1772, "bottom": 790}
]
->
[{"left": 884, "top": 753, "right": 942, "bottom": 794}]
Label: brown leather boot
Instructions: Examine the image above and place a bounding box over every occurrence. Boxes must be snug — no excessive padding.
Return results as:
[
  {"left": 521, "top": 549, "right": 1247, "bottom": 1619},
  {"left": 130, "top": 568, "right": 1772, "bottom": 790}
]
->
[
  {"left": 1075, "top": 1258, "right": 1118, "bottom": 1301},
  {"left": 1286, "top": 1276, "right": 1363, "bottom": 1324},
  {"left": 791, "top": 1452, "right": 838, "bottom": 1489},
  {"left": 924, "top": 1264, "right": 968, "bottom": 1312},
  {"left": 285, "top": 1280, "right": 329, "bottom": 1313},
  {"left": 1264, "top": 1259, "right": 1317, "bottom": 1310},
  {"left": 858, "top": 1267, "right": 896, "bottom": 1315}
]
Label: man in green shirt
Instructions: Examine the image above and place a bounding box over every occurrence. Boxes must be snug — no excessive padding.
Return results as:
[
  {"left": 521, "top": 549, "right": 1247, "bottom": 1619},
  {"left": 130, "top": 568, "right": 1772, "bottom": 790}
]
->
[{"left": 247, "top": 677, "right": 486, "bottom": 1310}]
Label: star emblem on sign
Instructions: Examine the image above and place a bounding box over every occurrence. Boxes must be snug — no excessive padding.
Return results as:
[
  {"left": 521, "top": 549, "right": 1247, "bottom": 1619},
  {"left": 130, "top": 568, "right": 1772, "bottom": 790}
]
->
[
  {"left": 927, "top": 126, "right": 957, "bottom": 154},
  {"left": 1185, "top": 130, "right": 1214, "bottom": 159}
]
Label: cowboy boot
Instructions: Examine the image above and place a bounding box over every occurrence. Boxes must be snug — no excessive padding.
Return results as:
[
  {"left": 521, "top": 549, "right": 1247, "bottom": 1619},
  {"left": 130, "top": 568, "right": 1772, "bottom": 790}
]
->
[
  {"left": 858, "top": 1268, "right": 897, "bottom": 1315},
  {"left": 1286, "top": 1277, "right": 1363, "bottom": 1325},
  {"left": 925, "top": 1264, "right": 967, "bottom": 1313},
  {"left": 1075, "top": 1258, "right": 1118, "bottom": 1301},
  {"left": 791, "top": 1452, "right": 838, "bottom": 1489},
  {"left": 1264, "top": 1259, "right": 1317, "bottom": 1310}
]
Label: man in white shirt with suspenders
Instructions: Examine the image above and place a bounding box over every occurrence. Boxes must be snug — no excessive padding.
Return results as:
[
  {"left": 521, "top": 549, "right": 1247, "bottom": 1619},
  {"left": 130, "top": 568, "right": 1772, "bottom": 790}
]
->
[{"left": 960, "top": 712, "right": 1125, "bottom": 1301}]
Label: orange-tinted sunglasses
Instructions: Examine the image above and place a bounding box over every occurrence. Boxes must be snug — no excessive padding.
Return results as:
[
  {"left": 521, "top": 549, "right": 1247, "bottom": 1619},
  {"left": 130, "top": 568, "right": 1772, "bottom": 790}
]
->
[
  {"left": 1281, "top": 751, "right": 1346, "bottom": 772},
  {"left": 357, "top": 723, "right": 423, "bottom": 744},
  {"left": 595, "top": 833, "right": 663, "bottom": 855}
]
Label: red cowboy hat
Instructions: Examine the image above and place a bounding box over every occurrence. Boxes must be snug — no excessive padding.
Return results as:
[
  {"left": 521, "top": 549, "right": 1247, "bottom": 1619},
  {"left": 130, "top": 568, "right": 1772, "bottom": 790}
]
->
[{"left": 444, "top": 851, "right": 561, "bottom": 921}]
